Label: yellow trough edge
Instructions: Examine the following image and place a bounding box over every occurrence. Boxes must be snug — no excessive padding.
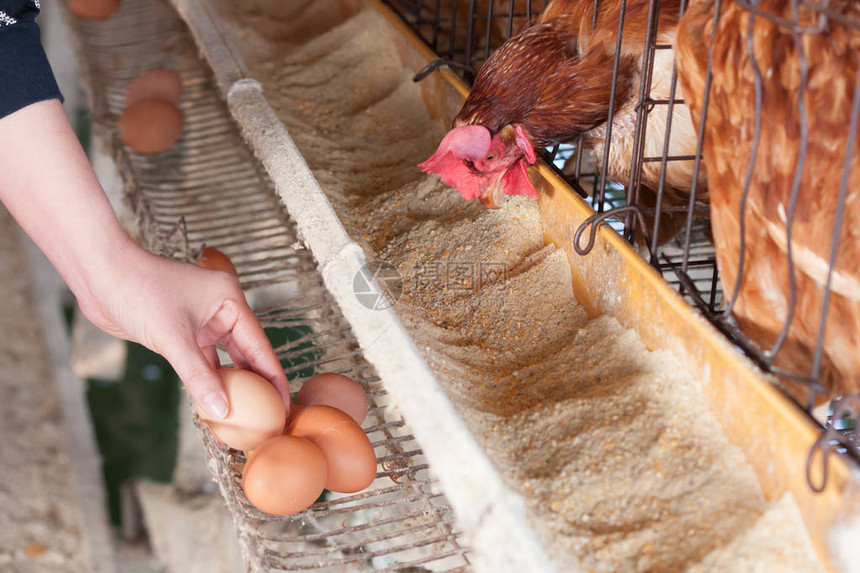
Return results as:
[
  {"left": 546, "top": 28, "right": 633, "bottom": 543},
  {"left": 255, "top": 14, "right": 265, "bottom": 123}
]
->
[{"left": 367, "top": 0, "right": 860, "bottom": 569}]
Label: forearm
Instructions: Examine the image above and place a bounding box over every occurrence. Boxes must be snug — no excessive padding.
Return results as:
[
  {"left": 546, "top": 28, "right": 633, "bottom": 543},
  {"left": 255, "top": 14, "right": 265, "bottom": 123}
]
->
[
  {"left": 0, "top": 99, "right": 136, "bottom": 304},
  {"left": 0, "top": 20, "right": 289, "bottom": 416}
]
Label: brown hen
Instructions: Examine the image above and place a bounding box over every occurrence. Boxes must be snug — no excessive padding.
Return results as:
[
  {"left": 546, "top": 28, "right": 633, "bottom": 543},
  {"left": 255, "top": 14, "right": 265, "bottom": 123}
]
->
[
  {"left": 676, "top": 0, "right": 860, "bottom": 404},
  {"left": 421, "top": 0, "right": 708, "bottom": 245}
]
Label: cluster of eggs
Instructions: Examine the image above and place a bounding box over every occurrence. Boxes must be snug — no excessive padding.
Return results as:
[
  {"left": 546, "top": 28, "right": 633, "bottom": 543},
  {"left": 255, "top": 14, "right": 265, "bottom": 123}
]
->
[
  {"left": 199, "top": 370, "right": 376, "bottom": 515},
  {"left": 119, "top": 68, "right": 185, "bottom": 154},
  {"left": 68, "top": 1, "right": 184, "bottom": 154},
  {"left": 68, "top": 0, "right": 185, "bottom": 154},
  {"left": 68, "top": 0, "right": 121, "bottom": 19}
]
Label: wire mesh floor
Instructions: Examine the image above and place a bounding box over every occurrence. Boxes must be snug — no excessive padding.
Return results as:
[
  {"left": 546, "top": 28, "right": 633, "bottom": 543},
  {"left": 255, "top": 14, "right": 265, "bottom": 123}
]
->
[{"left": 63, "top": 0, "right": 473, "bottom": 570}]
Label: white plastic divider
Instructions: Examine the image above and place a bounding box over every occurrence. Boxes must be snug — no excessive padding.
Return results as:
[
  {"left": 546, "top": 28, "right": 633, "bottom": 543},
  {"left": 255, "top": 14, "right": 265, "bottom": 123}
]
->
[{"left": 168, "top": 0, "right": 559, "bottom": 571}]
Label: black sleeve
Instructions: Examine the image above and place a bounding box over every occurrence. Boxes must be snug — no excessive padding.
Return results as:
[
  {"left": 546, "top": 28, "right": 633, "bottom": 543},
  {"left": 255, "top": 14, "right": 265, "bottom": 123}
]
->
[{"left": 0, "top": 0, "right": 64, "bottom": 119}]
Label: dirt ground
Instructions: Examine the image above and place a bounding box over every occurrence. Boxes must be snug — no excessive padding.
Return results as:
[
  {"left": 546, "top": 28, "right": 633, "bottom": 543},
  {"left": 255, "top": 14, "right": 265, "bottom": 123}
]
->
[
  {"left": 0, "top": 205, "right": 89, "bottom": 572},
  {"left": 0, "top": 205, "right": 167, "bottom": 573}
]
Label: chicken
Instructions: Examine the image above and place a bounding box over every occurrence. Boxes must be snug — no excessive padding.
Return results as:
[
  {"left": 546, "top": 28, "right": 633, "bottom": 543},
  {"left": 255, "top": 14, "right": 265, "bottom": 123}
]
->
[
  {"left": 419, "top": 0, "right": 707, "bottom": 244},
  {"left": 675, "top": 0, "right": 860, "bottom": 404}
]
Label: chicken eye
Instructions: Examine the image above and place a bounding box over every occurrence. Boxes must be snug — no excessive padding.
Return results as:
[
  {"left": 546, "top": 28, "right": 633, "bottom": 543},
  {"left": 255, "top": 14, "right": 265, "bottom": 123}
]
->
[{"left": 485, "top": 153, "right": 496, "bottom": 161}]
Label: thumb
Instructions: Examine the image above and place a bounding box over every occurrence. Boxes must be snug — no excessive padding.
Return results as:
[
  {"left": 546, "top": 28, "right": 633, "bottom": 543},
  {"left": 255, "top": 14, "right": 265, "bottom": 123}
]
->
[{"left": 163, "top": 341, "right": 229, "bottom": 420}]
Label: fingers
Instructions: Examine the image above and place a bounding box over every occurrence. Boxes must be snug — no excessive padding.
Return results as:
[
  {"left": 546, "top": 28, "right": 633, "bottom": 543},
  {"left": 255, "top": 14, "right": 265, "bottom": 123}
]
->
[
  {"left": 224, "top": 300, "right": 291, "bottom": 406},
  {"left": 202, "top": 344, "right": 220, "bottom": 370},
  {"left": 221, "top": 337, "right": 251, "bottom": 371},
  {"left": 163, "top": 340, "right": 229, "bottom": 420},
  {"left": 197, "top": 296, "right": 291, "bottom": 409},
  {"left": 77, "top": 247, "right": 286, "bottom": 420}
]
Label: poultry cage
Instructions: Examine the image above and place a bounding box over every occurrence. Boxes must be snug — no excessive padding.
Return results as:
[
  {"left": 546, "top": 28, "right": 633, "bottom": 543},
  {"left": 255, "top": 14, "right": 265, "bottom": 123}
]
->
[
  {"left": 390, "top": 0, "right": 860, "bottom": 480},
  {"left": 391, "top": 0, "right": 720, "bottom": 305},
  {"left": 59, "top": 0, "right": 860, "bottom": 572}
]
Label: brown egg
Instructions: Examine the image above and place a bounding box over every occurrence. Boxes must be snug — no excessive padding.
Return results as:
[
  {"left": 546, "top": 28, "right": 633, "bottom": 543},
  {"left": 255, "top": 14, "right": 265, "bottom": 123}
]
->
[
  {"left": 287, "top": 405, "right": 376, "bottom": 493},
  {"left": 297, "top": 373, "right": 368, "bottom": 424},
  {"left": 118, "top": 99, "right": 183, "bottom": 154},
  {"left": 126, "top": 69, "right": 183, "bottom": 107},
  {"left": 242, "top": 435, "right": 327, "bottom": 515},
  {"left": 197, "top": 247, "right": 239, "bottom": 277},
  {"left": 197, "top": 368, "right": 286, "bottom": 452},
  {"left": 68, "top": 0, "right": 120, "bottom": 19}
]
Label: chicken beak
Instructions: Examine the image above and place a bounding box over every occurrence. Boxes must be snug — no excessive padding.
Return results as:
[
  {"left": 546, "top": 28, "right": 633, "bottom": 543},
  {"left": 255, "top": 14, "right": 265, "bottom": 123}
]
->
[{"left": 479, "top": 178, "right": 504, "bottom": 209}]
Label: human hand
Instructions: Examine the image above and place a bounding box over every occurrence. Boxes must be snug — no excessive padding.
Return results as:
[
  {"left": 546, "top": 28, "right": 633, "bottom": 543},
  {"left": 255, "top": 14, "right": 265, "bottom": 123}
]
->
[
  {"left": 0, "top": 100, "right": 289, "bottom": 421},
  {"left": 75, "top": 236, "right": 291, "bottom": 420}
]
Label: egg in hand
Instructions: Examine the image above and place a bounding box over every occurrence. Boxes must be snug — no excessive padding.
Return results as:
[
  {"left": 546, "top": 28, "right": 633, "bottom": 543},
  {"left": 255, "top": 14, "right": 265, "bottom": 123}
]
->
[{"left": 197, "top": 368, "right": 286, "bottom": 452}]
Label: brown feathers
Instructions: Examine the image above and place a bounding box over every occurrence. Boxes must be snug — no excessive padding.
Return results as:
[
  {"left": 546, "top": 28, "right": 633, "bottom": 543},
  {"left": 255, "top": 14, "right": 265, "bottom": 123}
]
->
[
  {"left": 676, "top": 0, "right": 860, "bottom": 403},
  {"left": 455, "top": 20, "right": 637, "bottom": 146}
]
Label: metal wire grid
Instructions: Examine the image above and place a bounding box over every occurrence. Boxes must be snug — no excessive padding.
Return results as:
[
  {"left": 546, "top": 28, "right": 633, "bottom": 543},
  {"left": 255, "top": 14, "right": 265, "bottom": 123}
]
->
[
  {"left": 388, "top": 0, "right": 859, "bottom": 483},
  {"left": 387, "top": 0, "right": 550, "bottom": 81},
  {"left": 63, "top": 0, "right": 473, "bottom": 570},
  {"left": 550, "top": 144, "right": 722, "bottom": 310}
]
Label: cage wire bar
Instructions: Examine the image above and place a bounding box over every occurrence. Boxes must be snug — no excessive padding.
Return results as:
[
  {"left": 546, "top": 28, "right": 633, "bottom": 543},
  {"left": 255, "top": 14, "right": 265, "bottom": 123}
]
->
[
  {"left": 395, "top": 0, "right": 860, "bottom": 485},
  {"left": 61, "top": 0, "right": 474, "bottom": 570}
]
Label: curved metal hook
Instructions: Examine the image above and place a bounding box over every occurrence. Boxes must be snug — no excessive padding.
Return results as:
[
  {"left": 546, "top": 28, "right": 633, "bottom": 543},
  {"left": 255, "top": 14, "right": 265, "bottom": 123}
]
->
[
  {"left": 413, "top": 58, "right": 477, "bottom": 83},
  {"left": 806, "top": 432, "right": 832, "bottom": 493},
  {"left": 806, "top": 395, "right": 860, "bottom": 493},
  {"left": 573, "top": 205, "right": 653, "bottom": 256}
]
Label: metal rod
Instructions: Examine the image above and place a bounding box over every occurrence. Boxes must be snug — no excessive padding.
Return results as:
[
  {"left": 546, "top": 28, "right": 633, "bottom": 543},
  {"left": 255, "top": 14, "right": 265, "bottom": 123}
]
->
[
  {"left": 769, "top": 0, "right": 813, "bottom": 363},
  {"left": 597, "top": 0, "right": 629, "bottom": 217},
  {"left": 682, "top": 0, "right": 722, "bottom": 275},
  {"left": 465, "top": 0, "right": 477, "bottom": 70},
  {"left": 449, "top": 0, "right": 459, "bottom": 60},
  {"left": 649, "top": 0, "right": 687, "bottom": 263},
  {"left": 624, "top": 0, "right": 662, "bottom": 245},
  {"left": 433, "top": 0, "right": 443, "bottom": 50},
  {"left": 484, "top": 0, "right": 495, "bottom": 61},
  {"left": 722, "top": 6, "right": 764, "bottom": 320},
  {"left": 807, "top": 60, "right": 860, "bottom": 406},
  {"left": 640, "top": 154, "right": 699, "bottom": 162}
]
